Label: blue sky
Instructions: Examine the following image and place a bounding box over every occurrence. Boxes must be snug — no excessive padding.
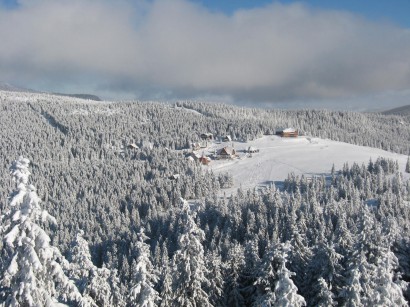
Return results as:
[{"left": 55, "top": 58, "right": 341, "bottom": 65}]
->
[
  {"left": 3, "top": 0, "right": 410, "bottom": 28},
  {"left": 195, "top": 0, "right": 410, "bottom": 28},
  {"left": 0, "top": 0, "right": 410, "bottom": 110}
]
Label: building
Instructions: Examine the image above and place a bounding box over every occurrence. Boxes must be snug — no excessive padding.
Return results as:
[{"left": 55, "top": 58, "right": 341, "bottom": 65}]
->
[
  {"left": 222, "top": 135, "right": 232, "bottom": 142},
  {"left": 189, "top": 152, "right": 202, "bottom": 161},
  {"left": 191, "top": 142, "right": 201, "bottom": 151},
  {"left": 199, "top": 155, "right": 211, "bottom": 165},
  {"left": 276, "top": 128, "right": 298, "bottom": 137},
  {"left": 200, "top": 133, "right": 213, "bottom": 141},
  {"left": 217, "top": 147, "right": 236, "bottom": 159}
]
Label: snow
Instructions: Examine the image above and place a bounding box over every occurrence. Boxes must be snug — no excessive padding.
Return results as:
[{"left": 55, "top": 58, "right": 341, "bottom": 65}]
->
[
  {"left": 206, "top": 135, "right": 409, "bottom": 194},
  {"left": 7, "top": 254, "right": 19, "bottom": 275},
  {"left": 173, "top": 105, "right": 203, "bottom": 116},
  {"left": 70, "top": 107, "right": 120, "bottom": 116},
  {"left": 4, "top": 225, "right": 19, "bottom": 247}
]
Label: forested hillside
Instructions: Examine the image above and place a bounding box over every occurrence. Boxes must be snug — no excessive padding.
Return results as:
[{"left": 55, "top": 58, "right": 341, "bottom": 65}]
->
[{"left": 1, "top": 90, "right": 410, "bottom": 306}]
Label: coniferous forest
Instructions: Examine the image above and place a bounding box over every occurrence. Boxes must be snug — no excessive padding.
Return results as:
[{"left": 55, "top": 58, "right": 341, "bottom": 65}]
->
[{"left": 1, "top": 90, "right": 410, "bottom": 306}]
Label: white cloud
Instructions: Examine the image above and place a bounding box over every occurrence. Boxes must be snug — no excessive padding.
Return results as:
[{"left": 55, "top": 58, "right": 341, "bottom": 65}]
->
[{"left": 1, "top": 0, "right": 410, "bottom": 107}]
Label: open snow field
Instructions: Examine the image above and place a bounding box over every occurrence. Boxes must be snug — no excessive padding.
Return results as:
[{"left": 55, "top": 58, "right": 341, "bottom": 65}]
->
[{"left": 206, "top": 135, "right": 409, "bottom": 193}]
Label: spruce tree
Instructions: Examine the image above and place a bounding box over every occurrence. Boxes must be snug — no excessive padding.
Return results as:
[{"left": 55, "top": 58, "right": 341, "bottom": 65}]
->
[
  {"left": 0, "top": 157, "right": 85, "bottom": 306},
  {"left": 205, "top": 251, "right": 224, "bottom": 307},
  {"left": 159, "top": 262, "right": 173, "bottom": 307},
  {"left": 128, "top": 227, "right": 160, "bottom": 307},
  {"left": 368, "top": 248, "right": 407, "bottom": 306},
  {"left": 253, "top": 244, "right": 278, "bottom": 306},
  {"left": 68, "top": 230, "right": 96, "bottom": 293},
  {"left": 224, "top": 243, "right": 246, "bottom": 307},
  {"left": 315, "top": 277, "right": 335, "bottom": 307},
  {"left": 171, "top": 198, "right": 211, "bottom": 306},
  {"left": 254, "top": 242, "right": 306, "bottom": 307},
  {"left": 272, "top": 242, "right": 306, "bottom": 307},
  {"left": 341, "top": 267, "right": 363, "bottom": 307}
]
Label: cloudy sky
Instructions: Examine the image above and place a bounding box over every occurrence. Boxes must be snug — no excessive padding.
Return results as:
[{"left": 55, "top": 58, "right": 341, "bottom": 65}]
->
[{"left": 1, "top": 0, "right": 410, "bottom": 110}]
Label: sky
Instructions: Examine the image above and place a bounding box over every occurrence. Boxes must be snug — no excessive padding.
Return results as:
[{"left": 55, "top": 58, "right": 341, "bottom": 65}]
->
[{"left": 0, "top": 0, "right": 410, "bottom": 110}]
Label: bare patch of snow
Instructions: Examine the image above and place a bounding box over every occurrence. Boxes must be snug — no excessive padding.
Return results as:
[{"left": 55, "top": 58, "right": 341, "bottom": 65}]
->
[{"left": 173, "top": 105, "right": 203, "bottom": 116}]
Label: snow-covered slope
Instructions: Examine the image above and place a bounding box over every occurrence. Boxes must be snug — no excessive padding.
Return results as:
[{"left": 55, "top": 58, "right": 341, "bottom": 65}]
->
[{"left": 207, "top": 135, "right": 409, "bottom": 193}]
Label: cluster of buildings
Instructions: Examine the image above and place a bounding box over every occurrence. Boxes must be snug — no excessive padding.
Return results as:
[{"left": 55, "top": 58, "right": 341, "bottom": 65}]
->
[
  {"left": 188, "top": 145, "right": 237, "bottom": 165},
  {"left": 188, "top": 127, "right": 297, "bottom": 166}
]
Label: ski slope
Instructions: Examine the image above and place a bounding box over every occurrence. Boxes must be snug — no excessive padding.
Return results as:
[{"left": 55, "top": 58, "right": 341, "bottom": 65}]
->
[{"left": 207, "top": 135, "right": 409, "bottom": 193}]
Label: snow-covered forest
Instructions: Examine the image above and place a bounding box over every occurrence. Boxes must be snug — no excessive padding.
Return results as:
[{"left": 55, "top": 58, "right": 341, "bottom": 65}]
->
[{"left": 1, "top": 90, "right": 410, "bottom": 306}]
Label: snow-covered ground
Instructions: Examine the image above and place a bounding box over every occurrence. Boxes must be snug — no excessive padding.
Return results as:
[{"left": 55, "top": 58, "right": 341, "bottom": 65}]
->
[
  {"left": 204, "top": 135, "right": 409, "bottom": 194},
  {"left": 172, "top": 105, "right": 203, "bottom": 116}
]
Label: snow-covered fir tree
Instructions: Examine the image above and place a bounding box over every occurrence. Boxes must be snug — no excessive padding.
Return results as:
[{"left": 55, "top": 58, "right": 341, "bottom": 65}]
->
[
  {"left": 368, "top": 247, "right": 407, "bottom": 306},
  {"left": 271, "top": 242, "right": 306, "bottom": 307},
  {"left": 128, "top": 227, "right": 160, "bottom": 307},
  {"left": 253, "top": 244, "right": 278, "bottom": 306},
  {"left": 69, "top": 230, "right": 96, "bottom": 289},
  {"left": 253, "top": 241, "right": 306, "bottom": 307},
  {"left": 158, "top": 262, "right": 173, "bottom": 307},
  {"left": 223, "top": 243, "right": 246, "bottom": 307},
  {"left": 314, "top": 277, "right": 335, "bottom": 307},
  {"left": 69, "top": 229, "right": 120, "bottom": 307},
  {"left": 0, "top": 157, "right": 85, "bottom": 306},
  {"left": 341, "top": 267, "right": 363, "bottom": 307},
  {"left": 170, "top": 198, "right": 211, "bottom": 307}
]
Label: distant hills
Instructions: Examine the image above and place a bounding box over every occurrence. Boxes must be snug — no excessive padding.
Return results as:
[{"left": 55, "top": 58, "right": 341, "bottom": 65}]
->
[
  {"left": 0, "top": 81, "right": 36, "bottom": 93},
  {"left": 0, "top": 81, "right": 101, "bottom": 101},
  {"left": 382, "top": 105, "right": 410, "bottom": 116}
]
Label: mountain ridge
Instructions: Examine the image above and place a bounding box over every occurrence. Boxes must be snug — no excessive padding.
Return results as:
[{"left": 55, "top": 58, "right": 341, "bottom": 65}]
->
[
  {"left": 0, "top": 81, "right": 101, "bottom": 101},
  {"left": 382, "top": 104, "right": 410, "bottom": 115}
]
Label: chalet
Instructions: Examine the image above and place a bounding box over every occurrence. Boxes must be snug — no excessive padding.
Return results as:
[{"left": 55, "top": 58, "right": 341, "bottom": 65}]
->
[
  {"left": 217, "top": 147, "right": 236, "bottom": 159},
  {"left": 222, "top": 135, "right": 232, "bottom": 142},
  {"left": 200, "top": 133, "right": 213, "bottom": 141},
  {"left": 276, "top": 127, "right": 298, "bottom": 138}
]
